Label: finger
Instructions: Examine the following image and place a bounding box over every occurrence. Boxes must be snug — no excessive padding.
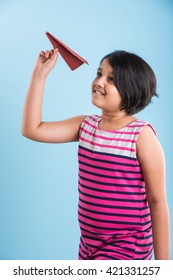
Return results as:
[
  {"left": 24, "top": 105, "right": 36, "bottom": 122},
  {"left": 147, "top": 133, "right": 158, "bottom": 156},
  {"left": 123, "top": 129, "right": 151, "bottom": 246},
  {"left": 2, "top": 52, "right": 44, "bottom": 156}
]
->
[
  {"left": 52, "top": 48, "right": 59, "bottom": 61},
  {"left": 45, "top": 50, "right": 52, "bottom": 58},
  {"left": 50, "top": 49, "right": 54, "bottom": 56},
  {"left": 39, "top": 51, "right": 45, "bottom": 57},
  {"left": 53, "top": 48, "right": 58, "bottom": 57},
  {"left": 44, "top": 49, "right": 58, "bottom": 67}
]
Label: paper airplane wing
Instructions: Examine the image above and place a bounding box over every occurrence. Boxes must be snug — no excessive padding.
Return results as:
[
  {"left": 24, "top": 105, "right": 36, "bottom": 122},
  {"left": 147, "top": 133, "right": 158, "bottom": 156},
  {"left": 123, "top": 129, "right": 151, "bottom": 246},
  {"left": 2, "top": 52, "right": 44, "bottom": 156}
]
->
[{"left": 45, "top": 32, "right": 89, "bottom": 70}]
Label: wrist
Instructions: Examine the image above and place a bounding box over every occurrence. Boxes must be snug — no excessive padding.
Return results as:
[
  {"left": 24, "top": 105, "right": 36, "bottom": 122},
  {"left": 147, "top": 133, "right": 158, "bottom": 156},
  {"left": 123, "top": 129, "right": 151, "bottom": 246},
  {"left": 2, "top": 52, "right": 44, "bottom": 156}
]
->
[{"left": 33, "top": 65, "right": 48, "bottom": 80}]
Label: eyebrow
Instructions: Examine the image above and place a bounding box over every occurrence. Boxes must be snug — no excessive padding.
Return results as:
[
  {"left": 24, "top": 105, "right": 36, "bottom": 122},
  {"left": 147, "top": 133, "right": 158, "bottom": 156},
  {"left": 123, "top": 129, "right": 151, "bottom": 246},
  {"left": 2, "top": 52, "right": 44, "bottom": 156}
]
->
[{"left": 97, "top": 67, "right": 113, "bottom": 75}]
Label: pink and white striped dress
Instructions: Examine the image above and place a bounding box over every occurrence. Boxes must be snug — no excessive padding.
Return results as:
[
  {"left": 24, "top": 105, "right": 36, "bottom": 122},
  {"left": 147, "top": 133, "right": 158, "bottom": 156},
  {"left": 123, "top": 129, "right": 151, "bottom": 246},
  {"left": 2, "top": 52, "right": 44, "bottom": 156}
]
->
[{"left": 78, "top": 115, "right": 156, "bottom": 260}]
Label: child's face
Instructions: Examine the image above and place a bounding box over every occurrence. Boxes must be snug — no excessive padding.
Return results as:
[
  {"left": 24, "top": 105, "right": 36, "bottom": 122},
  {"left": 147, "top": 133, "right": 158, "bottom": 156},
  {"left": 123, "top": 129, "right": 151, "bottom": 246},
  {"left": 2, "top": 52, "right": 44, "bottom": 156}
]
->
[{"left": 91, "top": 59, "right": 124, "bottom": 115}]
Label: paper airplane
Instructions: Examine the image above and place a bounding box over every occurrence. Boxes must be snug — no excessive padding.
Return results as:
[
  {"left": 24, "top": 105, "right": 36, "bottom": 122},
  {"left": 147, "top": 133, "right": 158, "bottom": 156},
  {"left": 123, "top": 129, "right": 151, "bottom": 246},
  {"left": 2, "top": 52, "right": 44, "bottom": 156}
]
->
[{"left": 45, "top": 31, "right": 89, "bottom": 70}]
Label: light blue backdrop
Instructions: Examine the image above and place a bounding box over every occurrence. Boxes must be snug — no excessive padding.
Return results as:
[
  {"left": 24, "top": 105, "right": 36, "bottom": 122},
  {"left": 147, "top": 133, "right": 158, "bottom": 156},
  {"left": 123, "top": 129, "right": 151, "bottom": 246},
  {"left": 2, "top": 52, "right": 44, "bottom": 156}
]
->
[{"left": 0, "top": 0, "right": 172, "bottom": 260}]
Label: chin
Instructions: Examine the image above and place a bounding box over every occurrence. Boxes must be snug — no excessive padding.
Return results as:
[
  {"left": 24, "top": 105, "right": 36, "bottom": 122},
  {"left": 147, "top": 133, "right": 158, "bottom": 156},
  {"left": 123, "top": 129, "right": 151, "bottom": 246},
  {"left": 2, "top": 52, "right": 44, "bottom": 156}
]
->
[{"left": 91, "top": 99, "right": 103, "bottom": 110}]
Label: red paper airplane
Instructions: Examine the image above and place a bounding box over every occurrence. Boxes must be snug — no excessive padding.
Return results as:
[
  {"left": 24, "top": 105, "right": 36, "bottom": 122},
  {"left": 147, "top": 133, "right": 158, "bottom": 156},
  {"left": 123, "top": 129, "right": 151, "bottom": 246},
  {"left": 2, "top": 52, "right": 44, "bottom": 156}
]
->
[{"left": 45, "top": 31, "right": 89, "bottom": 70}]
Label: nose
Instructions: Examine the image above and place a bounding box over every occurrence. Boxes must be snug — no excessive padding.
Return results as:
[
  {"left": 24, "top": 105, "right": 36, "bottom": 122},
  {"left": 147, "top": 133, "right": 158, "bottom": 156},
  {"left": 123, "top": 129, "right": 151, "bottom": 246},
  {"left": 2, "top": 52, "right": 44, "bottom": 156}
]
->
[{"left": 96, "top": 76, "right": 105, "bottom": 88}]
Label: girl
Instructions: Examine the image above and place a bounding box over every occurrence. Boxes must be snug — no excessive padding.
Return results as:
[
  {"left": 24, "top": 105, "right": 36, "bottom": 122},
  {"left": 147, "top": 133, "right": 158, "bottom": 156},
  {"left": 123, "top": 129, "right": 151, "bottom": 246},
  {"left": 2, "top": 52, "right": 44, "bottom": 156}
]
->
[{"left": 22, "top": 48, "right": 170, "bottom": 260}]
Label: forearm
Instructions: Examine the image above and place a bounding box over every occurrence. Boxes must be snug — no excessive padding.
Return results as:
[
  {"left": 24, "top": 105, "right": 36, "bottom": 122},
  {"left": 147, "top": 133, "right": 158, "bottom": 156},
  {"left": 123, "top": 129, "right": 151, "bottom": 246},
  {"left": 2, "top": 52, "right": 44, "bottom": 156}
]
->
[
  {"left": 149, "top": 200, "right": 170, "bottom": 260},
  {"left": 22, "top": 49, "right": 58, "bottom": 139},
  {"left": 22, "top": 68, "right": 46, "bottom": 137}
]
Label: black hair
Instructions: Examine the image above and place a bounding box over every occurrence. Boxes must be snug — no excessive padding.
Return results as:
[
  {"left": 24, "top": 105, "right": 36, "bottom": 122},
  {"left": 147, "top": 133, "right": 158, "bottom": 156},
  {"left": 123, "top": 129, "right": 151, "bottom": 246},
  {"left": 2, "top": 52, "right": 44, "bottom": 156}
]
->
[{"left": 101, "top": 50, "right": 158, "bottom": 115}]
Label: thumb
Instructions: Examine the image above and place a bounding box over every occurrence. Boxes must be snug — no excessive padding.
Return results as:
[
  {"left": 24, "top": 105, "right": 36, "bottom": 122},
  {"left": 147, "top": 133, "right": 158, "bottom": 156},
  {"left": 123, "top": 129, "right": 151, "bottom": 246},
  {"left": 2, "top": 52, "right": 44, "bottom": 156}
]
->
[
  {"left": 44, "top": 48, "right": 59, "bottom": 68},
  {"left": 50, "top": 48, "right": 59, "bottom": 63}
]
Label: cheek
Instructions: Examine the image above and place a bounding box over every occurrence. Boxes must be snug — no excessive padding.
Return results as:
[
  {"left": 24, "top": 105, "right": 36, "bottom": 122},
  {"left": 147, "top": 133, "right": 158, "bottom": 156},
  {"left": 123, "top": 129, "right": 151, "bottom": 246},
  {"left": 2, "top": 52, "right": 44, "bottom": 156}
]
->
[{"left": 91, "top": 79, "right": 96, "bottom": 90}]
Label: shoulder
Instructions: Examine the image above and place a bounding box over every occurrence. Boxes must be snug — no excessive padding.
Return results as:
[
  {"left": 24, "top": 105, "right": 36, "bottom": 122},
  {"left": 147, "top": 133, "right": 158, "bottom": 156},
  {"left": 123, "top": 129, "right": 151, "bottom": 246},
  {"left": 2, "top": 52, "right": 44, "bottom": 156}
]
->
[
  {"left": 136, "top": 123, "right": 164, "bottom": 164},
  {"left": 137, "top": 123, "right": 157, "bottom": 139},
  {"left": 129, "top": 119, "right": 156, "bottom": 134},
  {"left": 80, "top": 114, "right": 101, "bottom": 127},
  {"left": 86, "top": 115, "right": 101, "bottom": 122}
]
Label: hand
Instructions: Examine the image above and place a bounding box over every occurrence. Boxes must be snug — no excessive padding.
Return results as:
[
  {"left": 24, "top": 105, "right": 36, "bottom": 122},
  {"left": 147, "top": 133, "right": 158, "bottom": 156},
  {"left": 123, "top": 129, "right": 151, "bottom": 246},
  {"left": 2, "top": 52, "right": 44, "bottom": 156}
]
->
[{"left": 35, "top": 48, "right": 59, "bottom": 78}]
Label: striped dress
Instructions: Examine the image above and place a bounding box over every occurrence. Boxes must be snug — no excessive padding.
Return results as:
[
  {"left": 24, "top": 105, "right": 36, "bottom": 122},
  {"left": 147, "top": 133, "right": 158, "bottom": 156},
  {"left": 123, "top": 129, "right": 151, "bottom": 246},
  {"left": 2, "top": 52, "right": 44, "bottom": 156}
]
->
[{"left": 78, "top": 115, "right": 156, "bottom": 260}]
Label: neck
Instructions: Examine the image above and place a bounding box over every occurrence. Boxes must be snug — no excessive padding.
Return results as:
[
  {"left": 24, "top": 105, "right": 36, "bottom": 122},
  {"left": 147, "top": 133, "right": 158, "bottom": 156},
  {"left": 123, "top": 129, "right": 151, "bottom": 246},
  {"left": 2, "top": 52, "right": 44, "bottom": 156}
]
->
[
  {"left": 100, "top": 110, "right": 136, "bottom": 130},
  {"left": 101, "top": 111, "right": 128, "bottom": 122}
]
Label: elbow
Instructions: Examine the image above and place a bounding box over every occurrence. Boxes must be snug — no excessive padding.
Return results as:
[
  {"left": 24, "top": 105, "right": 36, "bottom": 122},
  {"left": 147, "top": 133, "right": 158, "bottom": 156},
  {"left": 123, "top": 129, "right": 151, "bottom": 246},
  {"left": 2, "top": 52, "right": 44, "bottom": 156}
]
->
[
  {"left": 21, "top": 125, "right": 43, "bottom": 142},
  {"left": 21, "top": 121, "right": 41, "bottom": 140},
  {"left": 21, "top": 126, "right": 36, "bottom": 140},
  {"left": 21, "top": 120, "right": 30, "bottom": 138},
  {"left": 21, "top": 125, "right": 28, "bottom": 138},
  {"left": 21, "top": 128, "right": 32, "bottom": 139},
  {"left": 148, "top": 197, "right": 168, "bottom": 208}
]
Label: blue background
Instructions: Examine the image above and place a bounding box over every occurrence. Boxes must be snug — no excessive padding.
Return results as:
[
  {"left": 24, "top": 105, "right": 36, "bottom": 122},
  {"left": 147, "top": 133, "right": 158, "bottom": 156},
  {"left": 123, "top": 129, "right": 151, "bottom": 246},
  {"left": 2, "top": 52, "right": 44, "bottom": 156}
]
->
[{"left": 0, "top": 0, "right": 172, "bottom": 260}]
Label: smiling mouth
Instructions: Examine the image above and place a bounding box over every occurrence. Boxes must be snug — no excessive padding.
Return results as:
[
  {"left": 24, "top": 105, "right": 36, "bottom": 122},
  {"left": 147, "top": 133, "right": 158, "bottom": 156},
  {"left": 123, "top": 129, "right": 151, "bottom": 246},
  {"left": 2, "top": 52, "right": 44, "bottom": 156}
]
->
[{"left": 93, "top": 89, "right": 105, "bottom": 95}]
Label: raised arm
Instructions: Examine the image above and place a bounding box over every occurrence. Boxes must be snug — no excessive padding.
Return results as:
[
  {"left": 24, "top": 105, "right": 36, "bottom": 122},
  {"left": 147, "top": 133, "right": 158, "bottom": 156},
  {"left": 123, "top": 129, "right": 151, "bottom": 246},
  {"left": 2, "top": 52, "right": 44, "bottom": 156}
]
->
[
  {"left": 136, "top": 126, "right": 170, "bottom": 260},
  {"left": 22, "top": 49, "right": 86, "bottom": 143}
]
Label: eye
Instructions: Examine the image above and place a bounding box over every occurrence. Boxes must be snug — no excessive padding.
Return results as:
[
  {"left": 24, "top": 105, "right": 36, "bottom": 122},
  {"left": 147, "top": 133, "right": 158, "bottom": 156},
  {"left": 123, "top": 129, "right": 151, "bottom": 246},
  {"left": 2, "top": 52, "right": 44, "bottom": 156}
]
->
[
  {"left": 108, "top": 76, "right": 114, "bottom": 82},
  {"left": 96, "top": 71, "right": 102, "bottom": 78}
]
